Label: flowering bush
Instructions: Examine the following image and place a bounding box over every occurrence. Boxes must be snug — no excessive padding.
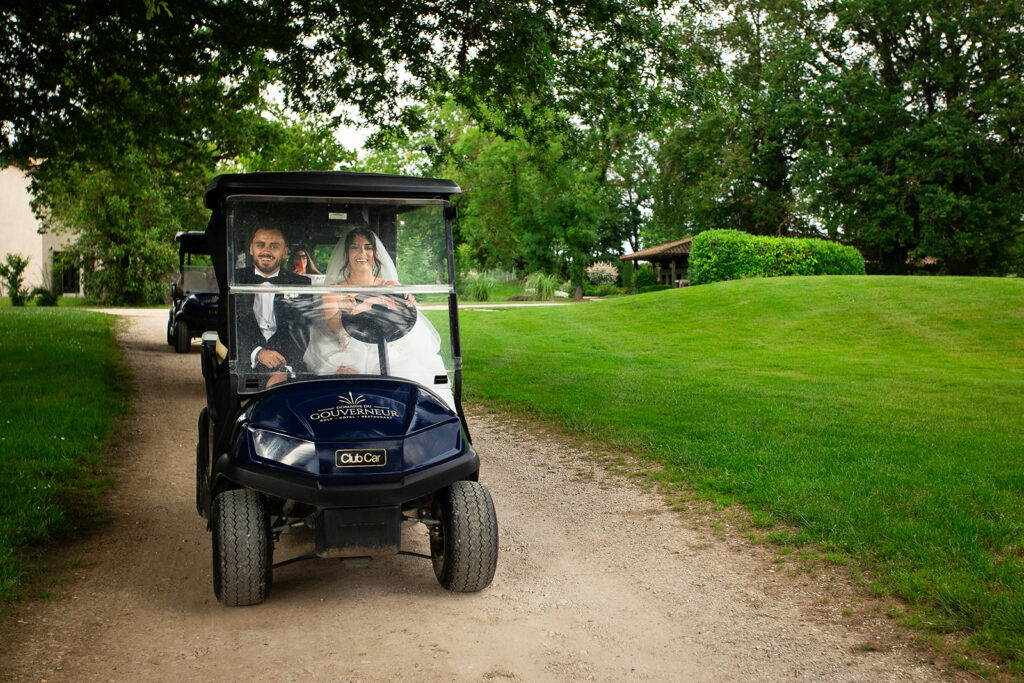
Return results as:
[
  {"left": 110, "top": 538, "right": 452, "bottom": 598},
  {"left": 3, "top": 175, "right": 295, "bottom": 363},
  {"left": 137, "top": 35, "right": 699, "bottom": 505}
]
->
[{"left": 586, "top": 261, "right": 618, "bottom": 285}]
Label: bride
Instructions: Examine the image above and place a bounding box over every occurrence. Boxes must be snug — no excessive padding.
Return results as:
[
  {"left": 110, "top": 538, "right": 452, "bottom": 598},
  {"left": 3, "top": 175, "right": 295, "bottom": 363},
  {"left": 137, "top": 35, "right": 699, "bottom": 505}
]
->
[{"left": 303, "top": 228, "right": 455, "bottom": 409}]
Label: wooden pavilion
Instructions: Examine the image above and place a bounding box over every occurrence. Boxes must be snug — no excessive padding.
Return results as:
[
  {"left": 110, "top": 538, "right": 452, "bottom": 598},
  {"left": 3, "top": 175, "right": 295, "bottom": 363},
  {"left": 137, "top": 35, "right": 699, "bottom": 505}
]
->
[{"left": 620, "top": 237, "right": 693, "bottom": 288}]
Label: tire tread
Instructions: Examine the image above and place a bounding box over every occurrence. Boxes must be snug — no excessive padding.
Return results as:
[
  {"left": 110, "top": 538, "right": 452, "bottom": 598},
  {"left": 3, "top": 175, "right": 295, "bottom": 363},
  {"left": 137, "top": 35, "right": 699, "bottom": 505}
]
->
[
  {"left": 437, "top": 480, "right": 498, "bottom": 592},
  {"left": 212, "top": 489, "right": 272, "bottom": 606}
]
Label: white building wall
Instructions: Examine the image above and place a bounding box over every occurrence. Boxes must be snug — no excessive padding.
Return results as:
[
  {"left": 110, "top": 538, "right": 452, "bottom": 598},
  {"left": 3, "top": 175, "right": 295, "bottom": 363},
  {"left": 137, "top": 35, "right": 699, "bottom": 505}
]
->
[{"left": 0, "top": 166, "right": 78, "bottom": 293}]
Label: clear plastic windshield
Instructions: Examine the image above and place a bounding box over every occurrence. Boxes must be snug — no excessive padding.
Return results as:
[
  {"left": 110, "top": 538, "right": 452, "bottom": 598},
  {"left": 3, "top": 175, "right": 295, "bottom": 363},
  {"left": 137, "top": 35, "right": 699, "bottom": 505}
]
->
[
  {"left": 225, "top": 195, "right": 455, "bottom": 405},
  {"left": 178, "top": 265, "right": 218, "bottom": 294}
]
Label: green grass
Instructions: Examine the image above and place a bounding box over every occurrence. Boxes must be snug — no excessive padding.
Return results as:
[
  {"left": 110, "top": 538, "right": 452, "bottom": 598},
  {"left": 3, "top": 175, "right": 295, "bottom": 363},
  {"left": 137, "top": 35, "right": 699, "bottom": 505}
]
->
[
  {"left": 458, "top": 276, "right": 1024, "bottom": 667},
  {"left": 0, "top": 308, "right": 126, "bottom": 600},
  {"left": 0, "top": 296, "right": 93, "bottom": 308}
]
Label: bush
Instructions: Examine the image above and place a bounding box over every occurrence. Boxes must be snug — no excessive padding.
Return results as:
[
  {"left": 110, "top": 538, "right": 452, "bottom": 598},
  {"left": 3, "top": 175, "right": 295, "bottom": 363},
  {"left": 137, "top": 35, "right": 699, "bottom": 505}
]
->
[
  {"left": 621, "top": 260, "right": 634, "bottom": 290},
  {"left": 31, "top": 287, "right": 60, "bottom": 306},
  {"left": 688, "top": 230, "right": 865, "bottom": 285},
  {"left": 466, "top": 273, "right": 497, "bottom": 302},
  {"left": 524, "top": 272, "right": 558, "bottom": 301},
  {"left": 0, "top": 254, "right": 30, "bottom": 306},
  {"left": 586, "top": 261, "right": 618, "bottom": 285},
  {"left": 634, "top": 264, "right": 658, "bottom": 289},
  {"left": 583, "top": 282, "right": 620, "bottom": 297},
  {"left": 31, "top": 264, "right": 63, "bottom": 307}
]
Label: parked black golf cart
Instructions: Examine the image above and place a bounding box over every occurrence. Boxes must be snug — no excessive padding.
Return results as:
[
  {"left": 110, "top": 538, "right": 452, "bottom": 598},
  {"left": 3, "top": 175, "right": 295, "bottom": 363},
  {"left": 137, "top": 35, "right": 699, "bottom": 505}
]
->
[
  {"left": 168, "top": 230, "right": 219, "bottom": 353},
  {"left": 196, "top": 171, "right": 498, "bottom": 606}
]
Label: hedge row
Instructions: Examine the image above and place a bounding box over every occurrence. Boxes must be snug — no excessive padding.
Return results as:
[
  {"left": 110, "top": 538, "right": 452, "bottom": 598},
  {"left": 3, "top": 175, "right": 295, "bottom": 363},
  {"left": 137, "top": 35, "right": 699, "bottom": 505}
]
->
[{"left": 688, "top": 230, "right": 865, "bottom": 285}]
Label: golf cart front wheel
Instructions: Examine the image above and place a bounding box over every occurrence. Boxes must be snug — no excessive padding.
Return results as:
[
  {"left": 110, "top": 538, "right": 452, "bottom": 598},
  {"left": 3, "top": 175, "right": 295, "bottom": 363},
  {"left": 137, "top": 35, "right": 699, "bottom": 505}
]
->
[
  {"left": 166, "top": 312, "right": 175, "bottom": 346},
  {"left": 430, "top": 480, "right": 498, "bottom": 592},
  {"left": 211, "top": 489, "right": 273, "bottom": 606},
  {"left": 173, "top": 320, "right": 191, "bottom": 353}
]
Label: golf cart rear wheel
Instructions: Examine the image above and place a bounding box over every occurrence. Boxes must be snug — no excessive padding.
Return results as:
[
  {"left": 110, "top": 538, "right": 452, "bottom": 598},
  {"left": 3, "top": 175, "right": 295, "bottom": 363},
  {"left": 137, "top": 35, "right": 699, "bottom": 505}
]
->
[
  {"left": 211, "top": 489, "right": 273, "bottom": 606},
  {"left": 430, "top": 480, "right": 498, "bottom": 592},
  {"left": 166, "top": 312, "right": 175, "bottom": 346},
  {"left": 173, "top": 320, "right": 190, "bottom": 353}
]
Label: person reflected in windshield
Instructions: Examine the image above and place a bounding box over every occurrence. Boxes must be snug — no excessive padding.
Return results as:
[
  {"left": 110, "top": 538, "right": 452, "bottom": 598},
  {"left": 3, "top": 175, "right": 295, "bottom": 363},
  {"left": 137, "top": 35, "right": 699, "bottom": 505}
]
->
[
  {"left": 236, "top": 226, "right": 310, "bottom": 388},
  {"left": 290, "top": 246, "right": 322, "bottom": 276},
  {"left": 303, "top": 228, "right": 454, "bottom": 408}
]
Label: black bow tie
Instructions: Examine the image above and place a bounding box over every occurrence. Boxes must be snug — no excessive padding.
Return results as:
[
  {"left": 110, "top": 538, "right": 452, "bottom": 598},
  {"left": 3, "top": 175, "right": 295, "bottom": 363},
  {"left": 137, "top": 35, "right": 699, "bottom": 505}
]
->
[{"left": 255, "top": 274, "right": 277, "bottom": 283}]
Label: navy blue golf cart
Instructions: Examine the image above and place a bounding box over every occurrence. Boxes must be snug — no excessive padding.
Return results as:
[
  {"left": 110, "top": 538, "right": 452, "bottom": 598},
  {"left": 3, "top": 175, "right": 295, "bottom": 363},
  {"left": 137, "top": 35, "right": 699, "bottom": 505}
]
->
[
  {"left": 167, "top": 230, "right": 219, "bottom": 353},
  {"left": 196, "top": 171, "right": 497, "bottom": 606}
]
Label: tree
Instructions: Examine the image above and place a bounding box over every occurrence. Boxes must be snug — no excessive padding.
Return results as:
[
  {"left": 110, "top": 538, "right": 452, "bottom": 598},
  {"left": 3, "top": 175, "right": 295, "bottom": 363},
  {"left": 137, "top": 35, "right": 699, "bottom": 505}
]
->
[
  {"left": 652, "top": 0, "right": 818, "bottom": 243},
  {"left": 441, "top": 123, "right": 610, "bottom": 275},
  {"left": 222, "top": 109, "right": 356, "bottom": 173},
  {"left": 3, "top": 0, "right": 691, "bottom": 301},
  {"left": 32, "top": 148, "right": 206, "bottom": 304},
  {"left": 797, "top": 0, "right": 1024, "bottom": 274}
]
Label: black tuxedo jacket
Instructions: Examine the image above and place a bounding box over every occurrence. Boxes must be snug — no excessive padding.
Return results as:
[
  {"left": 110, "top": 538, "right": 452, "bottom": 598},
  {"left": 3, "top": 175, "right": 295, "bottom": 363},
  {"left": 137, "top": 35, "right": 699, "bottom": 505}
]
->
[{"left": 234, "top": 268, "right": 311, "bottom": 372}]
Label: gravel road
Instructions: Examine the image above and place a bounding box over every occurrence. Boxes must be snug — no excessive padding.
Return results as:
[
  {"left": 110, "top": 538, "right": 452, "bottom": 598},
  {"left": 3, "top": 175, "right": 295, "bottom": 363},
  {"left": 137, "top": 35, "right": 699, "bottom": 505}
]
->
[{"left": 1, "top": 309, "right": 961, "bottom": 682}]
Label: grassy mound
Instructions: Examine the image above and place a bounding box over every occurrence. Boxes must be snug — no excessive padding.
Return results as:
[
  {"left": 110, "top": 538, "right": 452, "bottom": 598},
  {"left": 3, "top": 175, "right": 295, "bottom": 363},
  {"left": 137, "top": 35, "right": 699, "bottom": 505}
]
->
[{"left": 459, "top": 276, "right": 1024, "bottom": 667}]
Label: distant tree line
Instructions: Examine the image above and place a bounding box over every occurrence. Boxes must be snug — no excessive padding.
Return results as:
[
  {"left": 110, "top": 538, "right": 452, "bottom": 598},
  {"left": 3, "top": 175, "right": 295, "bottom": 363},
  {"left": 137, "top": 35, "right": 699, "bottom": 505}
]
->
[
  {"left": 652, "top": 0, "right": 1024, "bottom": 276},
  {"left": 1, "top": 0, "right": 1020, "bottom": 302}
]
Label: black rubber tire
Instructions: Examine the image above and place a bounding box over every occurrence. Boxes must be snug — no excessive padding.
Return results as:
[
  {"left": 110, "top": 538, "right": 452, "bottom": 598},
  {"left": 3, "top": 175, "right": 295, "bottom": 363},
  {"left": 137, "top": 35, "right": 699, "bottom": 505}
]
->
[
  {"left": 166, "top": 312, "right": 175, "bottom": 346},
  {"left": 211, "top": 489, "right": 273, "bottom": 606},
  {"left": 173, "top": 319, "right": 190, "bottom": 353},
  {"left": 430, "top": 480, "right": 498, "bottom": 592}
]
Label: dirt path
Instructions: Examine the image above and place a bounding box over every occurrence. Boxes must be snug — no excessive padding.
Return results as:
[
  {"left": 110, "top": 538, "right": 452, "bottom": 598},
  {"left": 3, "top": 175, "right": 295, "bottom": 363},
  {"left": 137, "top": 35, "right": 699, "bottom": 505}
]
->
[{"left": 2, "top": 309, "right": 961, "bottom": 682}]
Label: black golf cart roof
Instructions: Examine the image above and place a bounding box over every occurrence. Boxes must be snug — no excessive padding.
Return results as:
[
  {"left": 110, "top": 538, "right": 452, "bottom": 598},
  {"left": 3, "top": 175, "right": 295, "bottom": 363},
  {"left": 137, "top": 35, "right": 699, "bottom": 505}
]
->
[
  {"left": 175, "top": 230, "right": 209, "bottom": 255},
  {"left": 203, "top": 171, "right": 461, "bottom": 211}
]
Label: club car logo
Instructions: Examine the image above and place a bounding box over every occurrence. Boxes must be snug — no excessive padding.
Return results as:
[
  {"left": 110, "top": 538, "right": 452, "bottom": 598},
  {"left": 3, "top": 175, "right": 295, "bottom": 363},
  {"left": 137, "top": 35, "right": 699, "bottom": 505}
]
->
[
  {"left": 310, "top": 392, "right": 401, "bottom": 423},
  {"left": 335, "top": 448, "right": 387, "bottom": 468}
]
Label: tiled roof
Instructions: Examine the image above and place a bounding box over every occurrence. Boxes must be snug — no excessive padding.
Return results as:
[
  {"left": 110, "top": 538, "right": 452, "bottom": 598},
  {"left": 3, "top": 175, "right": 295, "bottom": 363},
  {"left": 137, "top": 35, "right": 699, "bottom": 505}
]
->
[{"left": 620, "top": 237, "right": 692, "bottom": 261}]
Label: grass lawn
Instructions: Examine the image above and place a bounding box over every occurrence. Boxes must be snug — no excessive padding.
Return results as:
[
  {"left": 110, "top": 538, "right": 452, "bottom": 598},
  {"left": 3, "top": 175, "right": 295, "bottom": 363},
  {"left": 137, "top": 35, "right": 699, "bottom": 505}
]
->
[
  {"left": 0, "top": 297, "right": 93, "bottom": 308},
  {"left": 0, "top": 308, "right": 125, "bottom": 599},
  {"left": 458, "top": 276, "right": 1024, "bottom": 668}
]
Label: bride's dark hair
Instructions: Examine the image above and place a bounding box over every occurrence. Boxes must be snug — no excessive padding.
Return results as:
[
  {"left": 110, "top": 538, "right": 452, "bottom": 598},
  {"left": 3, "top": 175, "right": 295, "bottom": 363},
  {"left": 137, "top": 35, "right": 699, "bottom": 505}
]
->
[{"left": 344, "top": 228, "right": 382, "bottom": 277}]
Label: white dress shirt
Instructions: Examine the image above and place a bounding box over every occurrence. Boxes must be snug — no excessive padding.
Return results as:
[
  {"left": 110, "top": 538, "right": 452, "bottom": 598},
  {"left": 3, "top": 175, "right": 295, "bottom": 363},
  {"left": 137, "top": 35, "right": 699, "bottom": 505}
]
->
[{"left": 251, "top": 268, "right": 279, "bottom": 367}]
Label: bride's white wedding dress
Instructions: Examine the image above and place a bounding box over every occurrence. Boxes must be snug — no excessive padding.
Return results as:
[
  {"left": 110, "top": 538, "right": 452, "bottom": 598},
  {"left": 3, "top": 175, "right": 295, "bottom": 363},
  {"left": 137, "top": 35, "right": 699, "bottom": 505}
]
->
[{"left": 303, "top": 232, "right": 455, "bottom": 409}]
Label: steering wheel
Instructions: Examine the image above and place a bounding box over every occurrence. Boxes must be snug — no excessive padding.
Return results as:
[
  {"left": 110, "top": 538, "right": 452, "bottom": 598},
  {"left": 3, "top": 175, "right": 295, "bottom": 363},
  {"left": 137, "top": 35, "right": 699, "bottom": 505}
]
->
[{"left": 340, "top": 293, "right": 417, "bottom": 345}]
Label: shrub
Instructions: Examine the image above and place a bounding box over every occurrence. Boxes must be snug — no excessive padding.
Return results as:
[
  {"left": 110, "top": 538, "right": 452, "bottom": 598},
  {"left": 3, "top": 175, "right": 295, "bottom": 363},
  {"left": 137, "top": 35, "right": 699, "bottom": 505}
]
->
[
  {"left": 583, "top": 282, "right": 619, "bottom": 297},
  {"left": 31, "top": 287, "right": 60, "bottom": 306},
  {"left": 621, "top": 260, "right": 634, "bottom": 290},
  {"left": 586, "top": 261, "right": 618, "bottom": 285},
  {"left": 468, "top": 273, "right": 497, "bottom": 302},
  {"left": 634, "top": 264, "right": 658, "bottom": 289},
  {"left": 524, "top": 272, "right": 558, "bottom": 301},
  {"left": 688, "top": 230, "right": 865, "bottom": 285},
  {"left": 0, "top": 254, "right": 30, "bottom": 306},
  {"left": 31, "top": 264, "right": 63, "bottom": 307}
]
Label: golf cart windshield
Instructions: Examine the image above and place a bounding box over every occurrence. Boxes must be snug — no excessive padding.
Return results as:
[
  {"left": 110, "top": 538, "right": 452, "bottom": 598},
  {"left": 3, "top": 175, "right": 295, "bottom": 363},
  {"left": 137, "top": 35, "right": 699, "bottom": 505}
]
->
[
  {"left": 225, "top": 194, "right": 455, "bottom": 404},
  {"left": 179, "top": 266, "right": 218, "bottom": 294}
]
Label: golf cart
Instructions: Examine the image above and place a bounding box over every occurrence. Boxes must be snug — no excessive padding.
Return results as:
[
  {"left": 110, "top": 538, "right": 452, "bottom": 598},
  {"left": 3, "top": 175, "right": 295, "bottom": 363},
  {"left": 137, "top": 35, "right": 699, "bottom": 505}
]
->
[
  {"left": 168, "top": 230, "right": 219, "bottom": 353},
  {"left": 196, "top": 171, "right": 497, "bottom": 606}
]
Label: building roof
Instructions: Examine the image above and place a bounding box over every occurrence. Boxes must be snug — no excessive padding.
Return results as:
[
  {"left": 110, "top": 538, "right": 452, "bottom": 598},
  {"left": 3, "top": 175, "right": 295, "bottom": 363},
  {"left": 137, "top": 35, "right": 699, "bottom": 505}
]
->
[{"left": 620, "top": 237, "right": 692, "bottom": 262}]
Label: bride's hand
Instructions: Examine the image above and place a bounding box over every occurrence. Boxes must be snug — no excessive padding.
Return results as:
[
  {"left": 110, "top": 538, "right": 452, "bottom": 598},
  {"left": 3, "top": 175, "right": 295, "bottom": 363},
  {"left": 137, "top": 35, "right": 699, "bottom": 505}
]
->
[
  {"left": 382, "top": 281, "right": 415, "bottom": 306},
  {"left": 323, "top": 290, "right": 357, "bottom": 333}
]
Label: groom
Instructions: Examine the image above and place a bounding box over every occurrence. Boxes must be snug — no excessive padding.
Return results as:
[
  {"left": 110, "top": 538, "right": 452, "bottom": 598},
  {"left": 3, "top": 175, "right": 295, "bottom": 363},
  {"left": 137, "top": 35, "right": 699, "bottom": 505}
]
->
[{"left": 235, "top": 226, "right": 310, "bottom": 386}]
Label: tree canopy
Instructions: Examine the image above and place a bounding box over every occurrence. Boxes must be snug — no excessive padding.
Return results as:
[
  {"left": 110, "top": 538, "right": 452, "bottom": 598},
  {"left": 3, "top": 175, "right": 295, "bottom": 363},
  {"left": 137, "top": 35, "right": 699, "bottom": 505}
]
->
[
  {"left": 652, "top": 0, "right": 1024, "bottom": 275},
  {"left": 1, "top": 0, "right": 688, "bottom": 301},
  {"left": 2, "top": 0, "right": 1021, "bottom": 303}
]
